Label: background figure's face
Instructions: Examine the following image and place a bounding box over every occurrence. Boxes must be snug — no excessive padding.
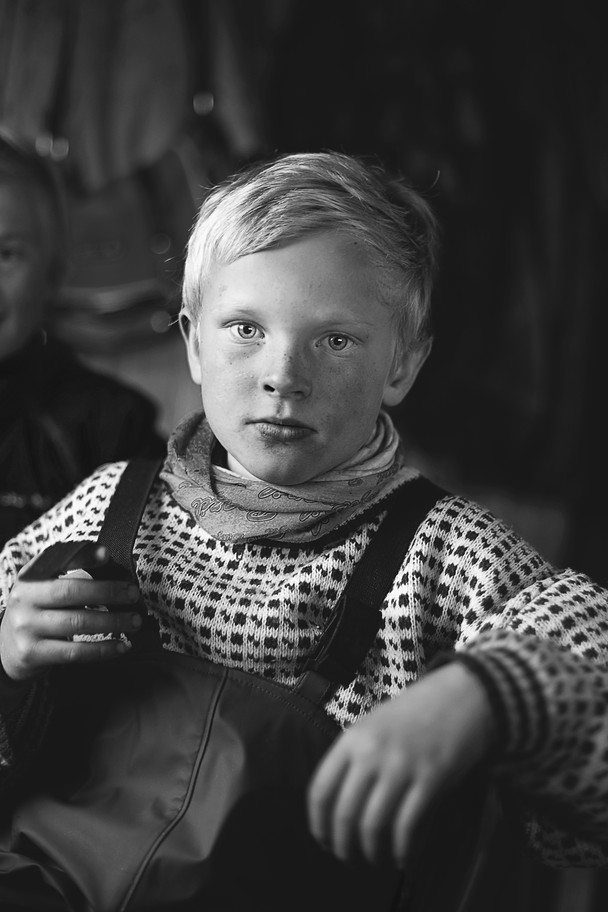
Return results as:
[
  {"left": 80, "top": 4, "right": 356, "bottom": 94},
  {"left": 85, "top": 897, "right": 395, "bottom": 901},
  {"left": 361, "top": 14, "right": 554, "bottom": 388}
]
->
[
  {"left": 0, "top": 180, "right": 52, "bottom": 361},
  {"left": 183, "top": 231, "right": 425, "bottom": 485}
]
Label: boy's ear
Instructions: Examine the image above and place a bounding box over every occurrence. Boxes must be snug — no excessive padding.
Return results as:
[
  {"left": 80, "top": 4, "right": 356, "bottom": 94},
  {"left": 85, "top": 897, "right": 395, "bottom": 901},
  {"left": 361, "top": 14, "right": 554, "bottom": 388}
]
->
[
  {"left": 180, "top": 313, "right": 203, "bottom": 386},
  {"left": 382, "top": 339, "right": 432, "bottom": 408}
]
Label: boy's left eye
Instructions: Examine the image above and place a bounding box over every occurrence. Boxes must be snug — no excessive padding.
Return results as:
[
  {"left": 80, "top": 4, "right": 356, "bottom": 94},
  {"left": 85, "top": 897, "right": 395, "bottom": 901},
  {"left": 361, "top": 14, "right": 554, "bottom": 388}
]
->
[
  {"left": 230, "top": 322, "right": 260, "bottom": 340},
  {"left": 325, "top": 334, "right": 353, "bottom": 352}
]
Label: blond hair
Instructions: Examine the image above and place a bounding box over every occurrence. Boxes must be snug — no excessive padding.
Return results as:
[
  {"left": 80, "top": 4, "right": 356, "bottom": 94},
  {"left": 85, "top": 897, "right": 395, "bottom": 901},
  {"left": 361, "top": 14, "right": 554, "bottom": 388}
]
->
[{"left": 182, "top": 151, "right": 438, "bottom": 352}]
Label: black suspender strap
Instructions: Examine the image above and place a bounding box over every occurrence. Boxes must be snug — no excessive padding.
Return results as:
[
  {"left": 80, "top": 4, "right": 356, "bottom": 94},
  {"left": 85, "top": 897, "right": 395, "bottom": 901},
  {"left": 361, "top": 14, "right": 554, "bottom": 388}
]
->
[
  {"left": 97, "top": 459, "right": 162, "bottom": 577},
  {"left": 96, "top": 459, "right": 163, "bottom": 650},
  {"left": 296, "top": 478, "right": 446, "bottom": 702}
]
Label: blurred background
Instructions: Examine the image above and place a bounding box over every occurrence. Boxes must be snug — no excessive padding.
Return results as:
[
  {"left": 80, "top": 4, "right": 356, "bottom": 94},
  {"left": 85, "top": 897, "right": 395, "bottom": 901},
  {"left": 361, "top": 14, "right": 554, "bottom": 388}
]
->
[{"left": 1, "top": 0, "right": 606, "bottom": 585}]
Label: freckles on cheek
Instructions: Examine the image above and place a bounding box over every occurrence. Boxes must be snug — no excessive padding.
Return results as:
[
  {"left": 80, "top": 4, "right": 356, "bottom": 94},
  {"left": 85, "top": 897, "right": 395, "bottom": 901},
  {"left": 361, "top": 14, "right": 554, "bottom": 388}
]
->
[
  {"left": 338, "top": 367, "right": 386, "bottom": 421},
  {"left": 344, "top": 370, "right": 370, "bottom": 401},
  {"left": 325, "top": 371, "right": 372, "bottom": 420},
  {"left": 202, "top": 355, "right": 250, "bottom": 398}
]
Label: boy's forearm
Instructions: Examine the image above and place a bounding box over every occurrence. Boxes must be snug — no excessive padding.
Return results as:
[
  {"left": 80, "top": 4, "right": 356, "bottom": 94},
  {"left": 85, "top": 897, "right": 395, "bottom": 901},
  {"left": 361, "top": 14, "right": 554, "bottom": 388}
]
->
[{"left": 442, "top": 630, "right": 608, "bottom": 863}]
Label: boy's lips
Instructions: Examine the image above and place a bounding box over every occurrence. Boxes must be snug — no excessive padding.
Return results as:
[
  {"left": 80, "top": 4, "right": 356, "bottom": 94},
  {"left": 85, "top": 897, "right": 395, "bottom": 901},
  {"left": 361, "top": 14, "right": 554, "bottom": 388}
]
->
[{"left": 251, "top": 417, "right": 314, "bottom": 441}]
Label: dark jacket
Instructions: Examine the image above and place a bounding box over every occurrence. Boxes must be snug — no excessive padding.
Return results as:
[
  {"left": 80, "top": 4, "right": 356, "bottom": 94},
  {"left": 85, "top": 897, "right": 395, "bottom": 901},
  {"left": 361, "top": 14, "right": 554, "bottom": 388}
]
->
[{"left": 0, "top": 334, "right": 166, "bottom": 547}]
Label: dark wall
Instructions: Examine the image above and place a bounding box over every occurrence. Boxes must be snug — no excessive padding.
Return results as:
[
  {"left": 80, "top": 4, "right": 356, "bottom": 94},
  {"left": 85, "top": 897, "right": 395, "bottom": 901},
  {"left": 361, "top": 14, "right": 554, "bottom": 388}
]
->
[{"left": 254, "top": 0, "right": 608, "bottom": 581}]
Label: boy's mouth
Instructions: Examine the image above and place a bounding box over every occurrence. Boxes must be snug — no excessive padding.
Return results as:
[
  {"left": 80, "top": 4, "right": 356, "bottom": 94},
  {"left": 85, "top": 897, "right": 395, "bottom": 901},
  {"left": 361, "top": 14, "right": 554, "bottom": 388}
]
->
[
  {"left": 258, "top": 416, "right": 308, "bottom": 427},
  {"left": 253, "top": 418, "right": 313, "bottom": 441}
]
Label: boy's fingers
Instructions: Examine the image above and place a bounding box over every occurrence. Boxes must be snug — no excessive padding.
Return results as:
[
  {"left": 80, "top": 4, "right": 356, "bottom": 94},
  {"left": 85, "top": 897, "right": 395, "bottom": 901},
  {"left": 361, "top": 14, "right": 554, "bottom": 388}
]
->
[
  {"left": 37, "top": 608, "right": 142, "bottom": 639},
  {"left": 30, "top": 637, "right": 129, "bottom": 669},
  {"left": 307, "top": 748, "right": 349, "bottom": 845},
  {"left": 327, "top": 766, "right": 377, "bottom": 861},
  {"left": 16, "top": 578, "right": 139, "bottom": 609},
  {"left": 392, "top": 780, "right": 432, "bottom": 867},
  {"left": 359, "top": 776, "right": 411, "bottom": 865},
  {"left": 55, "top": 577, "right": 139, "bottom": 607},
  {"left": 314, "top": 755, "right": 415, "bottom": 864}
]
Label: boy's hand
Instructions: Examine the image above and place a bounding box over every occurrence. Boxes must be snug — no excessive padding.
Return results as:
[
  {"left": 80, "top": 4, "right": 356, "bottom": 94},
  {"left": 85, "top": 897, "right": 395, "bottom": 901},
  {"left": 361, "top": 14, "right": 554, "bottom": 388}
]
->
[
  {"left": 0, "top": 546, "right": 142, "bottom": 682},
  {"left": 307, "top": 663, "right": 495, "bottom": 868}
]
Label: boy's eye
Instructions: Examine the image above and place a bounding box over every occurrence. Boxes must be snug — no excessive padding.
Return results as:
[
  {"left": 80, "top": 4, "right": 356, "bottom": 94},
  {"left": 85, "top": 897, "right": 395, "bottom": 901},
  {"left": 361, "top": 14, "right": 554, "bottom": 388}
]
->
[
  {"left": 325, "top": 334, "right": 353, "bottom": 352},
  {"left": 229, "top": 322, "right": 261, "bottom": 341}
]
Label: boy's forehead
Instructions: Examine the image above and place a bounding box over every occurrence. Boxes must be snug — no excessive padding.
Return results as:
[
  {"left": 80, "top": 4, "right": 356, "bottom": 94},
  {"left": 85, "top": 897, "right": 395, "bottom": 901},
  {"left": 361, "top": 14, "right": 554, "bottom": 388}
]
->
[
  {"left": 216, "top": 230, "right": 374, "bottom": 275},
  {"left": 214, "top": 232, "right": 369, "bottom": 277},
  {"left": 185, "top": 228, "right": 403, "bottom": 334},
  {"left": 199, "top": 233, "right": 393, "bottom": 326}
]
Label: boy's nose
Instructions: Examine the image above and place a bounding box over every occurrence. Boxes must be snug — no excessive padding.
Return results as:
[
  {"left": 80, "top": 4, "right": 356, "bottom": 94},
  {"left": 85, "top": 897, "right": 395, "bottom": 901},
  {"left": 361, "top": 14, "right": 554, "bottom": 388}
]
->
[{"left": 261, "top": 347, "right": 311, "bottom": 399}]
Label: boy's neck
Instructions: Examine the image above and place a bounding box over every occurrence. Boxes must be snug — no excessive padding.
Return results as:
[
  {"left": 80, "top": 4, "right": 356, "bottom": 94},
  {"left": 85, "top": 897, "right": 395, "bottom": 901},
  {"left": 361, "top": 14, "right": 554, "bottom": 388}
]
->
[{"left": 211, "top": 441, "right": 228, "bottom": 470}]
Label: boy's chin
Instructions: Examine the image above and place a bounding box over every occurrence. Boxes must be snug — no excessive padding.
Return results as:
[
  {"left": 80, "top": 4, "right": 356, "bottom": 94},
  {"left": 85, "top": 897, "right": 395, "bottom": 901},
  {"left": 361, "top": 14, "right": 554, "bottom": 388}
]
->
[
  {"left": 226, "top": 454, "right": 316, "bottom": 487},
  {"left": 243, "top": 467, "right": 315, "bottom": 487}
]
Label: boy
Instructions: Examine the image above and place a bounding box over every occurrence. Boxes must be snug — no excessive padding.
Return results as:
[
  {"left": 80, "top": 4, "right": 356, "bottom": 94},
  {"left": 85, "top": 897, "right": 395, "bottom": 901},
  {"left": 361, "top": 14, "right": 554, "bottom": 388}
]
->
[
  {"left": 0, "top": 151, "right": 607, "bottom": 887},
  {"left": 0, "top": 129, "right": 165, "bottom": 546}
]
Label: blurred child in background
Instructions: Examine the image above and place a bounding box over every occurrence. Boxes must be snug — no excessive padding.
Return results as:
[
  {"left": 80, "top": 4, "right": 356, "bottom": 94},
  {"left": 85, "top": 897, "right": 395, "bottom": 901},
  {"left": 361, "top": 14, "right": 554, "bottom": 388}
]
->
[{"left": 0, "top": 130, "right": 165, "bottom": 547}]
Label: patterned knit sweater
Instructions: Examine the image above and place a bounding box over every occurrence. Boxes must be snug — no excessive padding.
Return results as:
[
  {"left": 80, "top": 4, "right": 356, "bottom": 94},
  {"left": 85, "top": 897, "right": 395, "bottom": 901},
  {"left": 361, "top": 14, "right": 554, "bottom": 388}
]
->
[{"left": 1, "top": 462, "right": 608, "bottom": 869}]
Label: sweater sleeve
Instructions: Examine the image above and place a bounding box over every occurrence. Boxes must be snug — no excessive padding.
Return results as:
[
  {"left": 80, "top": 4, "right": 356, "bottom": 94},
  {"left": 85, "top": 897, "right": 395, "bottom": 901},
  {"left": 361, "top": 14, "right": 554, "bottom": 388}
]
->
[
  {"left": 453, "top": 627, "right": 608, "bottom": 866},
  {"left": 414, "top": 495, "right": 608, "bottom": 866}
]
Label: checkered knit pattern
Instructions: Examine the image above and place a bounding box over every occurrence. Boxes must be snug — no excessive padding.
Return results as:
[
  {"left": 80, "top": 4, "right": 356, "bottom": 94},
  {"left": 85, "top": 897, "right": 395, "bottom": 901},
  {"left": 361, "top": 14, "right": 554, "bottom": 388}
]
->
[{"left": 2, "top": 461, "right": 608, "bottom": 867}]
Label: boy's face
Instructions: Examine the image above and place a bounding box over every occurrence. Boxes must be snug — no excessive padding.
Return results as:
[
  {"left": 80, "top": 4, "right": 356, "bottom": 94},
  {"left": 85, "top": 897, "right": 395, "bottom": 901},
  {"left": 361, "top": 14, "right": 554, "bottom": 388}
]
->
[
  {"left": 183, "top": 231, "right": 426, "bottom": 485},
  {"left": 0, "top": 180, "right": 52, "bottom": 361}
]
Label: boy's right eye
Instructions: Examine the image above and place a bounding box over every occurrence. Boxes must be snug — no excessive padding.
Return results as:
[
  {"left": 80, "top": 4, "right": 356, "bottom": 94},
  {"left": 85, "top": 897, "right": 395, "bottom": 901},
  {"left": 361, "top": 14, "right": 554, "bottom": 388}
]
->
[{"left": 229, "top": 322, "right": 261, "bottom": 341}]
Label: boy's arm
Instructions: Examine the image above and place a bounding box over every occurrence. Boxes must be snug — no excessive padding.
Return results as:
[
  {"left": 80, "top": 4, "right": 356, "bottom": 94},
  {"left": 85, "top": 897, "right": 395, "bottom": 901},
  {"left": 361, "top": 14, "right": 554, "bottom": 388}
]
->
[
  {"left": 447, "top": 622, "right": 608, "bottom": 866},
  {"left": 0, "top": 575, "right": 139, "bottom": 799},
  {"left": 310, "top": 498, "right": 608, "bottom": 869},
  {"left": 0, "top": 462, "right": 131, "bottom": 790},
  {"left": 419, "top": 500, "right": 608, "bottom": 865},
  {"left": 308, "top": 629, "right": 608, "bottom": 869},
  {"left": 308, "top": 660, "right": 495, "bottom": 867}
]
